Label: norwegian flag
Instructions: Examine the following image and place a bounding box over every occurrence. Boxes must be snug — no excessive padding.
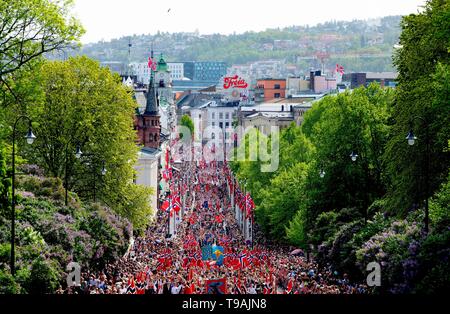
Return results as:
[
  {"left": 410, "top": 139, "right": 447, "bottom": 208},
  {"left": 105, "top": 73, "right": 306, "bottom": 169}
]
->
[
  {"left": 162, "top": 168, "right": 172, "bottom": 181},
  {"left": 172, "top": 195, "right": 181, "bottom": 213},
  {"left": 148, "top": 56, "right": 157, "bottom": 71},
  {"left": 336, "top": 64, "right": 345, "bottom": 75},
  {"left": 245, "top": 193, "right": 255, "bottom": 218},
  {"left": 126, "top": 276, "right": 136, "bottom": 294},
  {"left": 136, "top": 272, "right": 146, "bottom": 294},
  {"left": 161, "top": 199, "right": 170, "bottom": 212}
]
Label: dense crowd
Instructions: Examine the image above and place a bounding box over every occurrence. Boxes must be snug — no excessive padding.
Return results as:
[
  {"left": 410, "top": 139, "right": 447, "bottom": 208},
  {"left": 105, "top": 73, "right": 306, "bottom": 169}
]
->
[{"left": 58, "top": 161, "right": 369, "bottom": 294}]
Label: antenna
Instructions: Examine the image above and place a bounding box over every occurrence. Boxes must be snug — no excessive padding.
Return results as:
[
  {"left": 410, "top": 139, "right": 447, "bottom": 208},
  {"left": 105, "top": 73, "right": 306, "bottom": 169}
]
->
[{"left": 126, "top": 37, "right": 132, "bottom": 76}]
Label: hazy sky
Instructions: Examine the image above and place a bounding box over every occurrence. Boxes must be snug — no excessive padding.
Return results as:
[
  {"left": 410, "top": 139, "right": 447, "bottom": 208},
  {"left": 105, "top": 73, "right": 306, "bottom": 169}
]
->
[{"left": 72, "top": 0, "right": 427, "bottom": 44}]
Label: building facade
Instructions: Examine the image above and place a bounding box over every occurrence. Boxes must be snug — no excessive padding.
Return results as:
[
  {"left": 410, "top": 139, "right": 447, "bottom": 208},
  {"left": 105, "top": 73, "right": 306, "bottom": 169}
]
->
[
  {"left": 255, "top": 79, "right": 286, "bottom": 102},
  {"left": 183, "top": 61, "right": 227, "bottom": 82},
  {"left": 130, "top": 61, "right": 184, "bottom": 84}
]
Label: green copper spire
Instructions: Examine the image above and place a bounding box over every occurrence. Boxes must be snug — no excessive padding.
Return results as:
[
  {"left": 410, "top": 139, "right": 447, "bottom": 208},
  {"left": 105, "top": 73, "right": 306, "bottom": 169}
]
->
[{"left": 156, "top": 53, "right": 168, "bottom": 72}]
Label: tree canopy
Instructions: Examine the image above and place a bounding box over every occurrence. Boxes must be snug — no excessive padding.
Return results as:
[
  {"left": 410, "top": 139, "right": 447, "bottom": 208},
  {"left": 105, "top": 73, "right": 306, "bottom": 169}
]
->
[{"left": 0, "top": 0, "right": 84, "bottom": 95}]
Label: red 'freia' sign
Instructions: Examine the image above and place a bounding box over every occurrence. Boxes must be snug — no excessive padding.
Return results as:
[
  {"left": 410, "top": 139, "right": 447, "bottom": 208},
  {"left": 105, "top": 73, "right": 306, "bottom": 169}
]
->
[{"left": 223, "top": 75, "right": 248, "bottom": 89}]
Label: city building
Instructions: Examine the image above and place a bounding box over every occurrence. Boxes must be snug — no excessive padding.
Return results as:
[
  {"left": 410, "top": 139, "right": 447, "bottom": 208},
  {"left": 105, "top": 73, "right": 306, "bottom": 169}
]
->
[
  {"left": 172, "top": 79, "right": 220, "bottom": 92},
  {"left": 310, "top": 70, "right": 337, "bottom": 93},
  {"left": 134, "top": 70, "right": 161, "bottom": 149},
  {"left": 134, "top": 147, "right": 161, "bottom": 217},
  {"left": 286, "top": 77, "right": 311, "bottom": 96},
  {"left": 133, "top": 66, "right": 162, "bottom": 218},
  {"left": 238, "top": 98, "right": 314, "bottom": 135},
  {"left": 183, "top": 61, "right": 227, "bottom": 82},
  {"left": 347, "top": 72, "right": 398, "bottom": 88},
  {"left": 254, "top": 79, "right": 286, "bottom": 102},
  {"left": 167, "top": 63, "right": 184, "bottom": 80},
  {"left": 130, "top": 61, "right": 185, "bottom": 84}
]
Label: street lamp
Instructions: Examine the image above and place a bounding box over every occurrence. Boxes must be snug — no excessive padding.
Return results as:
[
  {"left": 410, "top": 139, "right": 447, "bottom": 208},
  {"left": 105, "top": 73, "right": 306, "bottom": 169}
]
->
[
  {"left": 406, "top": 117, "right": 430, "bottom": 234},
  {"left": 319, "top": 169, "right": 326, "bottom": 178},
  {"left": 75, "top": 145, "right": 83, "bottom": 159},
  {"left": 11, "top": 116, "right": 36, "bottom": 276},
  {"left": 406, "top": 130, "right": 417, "bottom": 146},
  {"left": 349, "top": 149, "right": 368, "bottom": 224},
  {"left": 101, "top": 161, "right": 107, "bottom": 176}
]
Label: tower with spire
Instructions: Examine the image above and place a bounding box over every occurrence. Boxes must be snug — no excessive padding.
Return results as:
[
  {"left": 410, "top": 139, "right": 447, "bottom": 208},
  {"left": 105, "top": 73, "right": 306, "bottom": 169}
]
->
[{"left": 134, "top": 48, "right": 161, "bottom": 149}]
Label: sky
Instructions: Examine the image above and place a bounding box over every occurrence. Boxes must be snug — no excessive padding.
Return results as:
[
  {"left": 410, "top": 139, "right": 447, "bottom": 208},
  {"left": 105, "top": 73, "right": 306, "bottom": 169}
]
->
[{"left": 72, "top": 0, "right": 427, "bottom": 44}]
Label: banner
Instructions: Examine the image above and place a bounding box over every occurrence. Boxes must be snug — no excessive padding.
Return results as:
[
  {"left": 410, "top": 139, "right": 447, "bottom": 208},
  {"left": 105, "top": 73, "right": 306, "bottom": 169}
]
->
[
  {"left": 205, "top": 278, "right": 227, "bottom": 294},
  {"left": 211, "top": 245, "right": 224, "bottom": 266},
  {"left": 201, "top": 245, "right": 213, "bottom": 260}
]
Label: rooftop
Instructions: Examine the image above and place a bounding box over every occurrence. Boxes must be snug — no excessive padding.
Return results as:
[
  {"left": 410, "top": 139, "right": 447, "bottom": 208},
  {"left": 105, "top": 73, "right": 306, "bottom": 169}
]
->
[{"left": 246, "top": 112, "right": 293, "bottom": 119}]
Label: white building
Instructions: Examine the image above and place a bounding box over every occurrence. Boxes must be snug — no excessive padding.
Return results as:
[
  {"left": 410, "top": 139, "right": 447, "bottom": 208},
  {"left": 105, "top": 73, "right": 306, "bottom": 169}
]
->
[
  {"left": 167, "top": 63, "right": 184, "bottom": 80},
  {"left": 190, "top": 101, "right": 238, "bottom": 142},
  {"left": 134, "top": 147, "right": 161, "bottom": 219},
  {"left": 130, "top": 62, "right": 184, "bottom": 84}
]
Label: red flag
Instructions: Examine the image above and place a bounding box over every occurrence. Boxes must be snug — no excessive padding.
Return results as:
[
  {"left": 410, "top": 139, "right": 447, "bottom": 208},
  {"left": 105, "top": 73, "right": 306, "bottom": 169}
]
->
[
  {"left": 286, "top": 279, "right": 293, "bottom": 294},
  {"left": 148, "top": 57, "right": 157, "bottom": 71},
  {"left": 161, "top": 200, "right": 170, "bottom": 212},
  {"left": 126, "top": 276, "right": 136, "bottom": 294}
]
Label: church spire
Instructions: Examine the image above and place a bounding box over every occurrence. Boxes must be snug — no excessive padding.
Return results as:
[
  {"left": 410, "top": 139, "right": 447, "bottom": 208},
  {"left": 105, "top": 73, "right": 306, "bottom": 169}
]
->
[{"left": 144, "top": 46, "right": 159, "bottom": 115}]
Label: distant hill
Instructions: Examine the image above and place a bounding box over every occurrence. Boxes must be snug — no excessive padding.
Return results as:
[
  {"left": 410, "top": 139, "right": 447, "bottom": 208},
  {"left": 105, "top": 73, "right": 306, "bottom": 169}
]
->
[{"left": 70, "top": 16, "right": 403, "bottom": 73}]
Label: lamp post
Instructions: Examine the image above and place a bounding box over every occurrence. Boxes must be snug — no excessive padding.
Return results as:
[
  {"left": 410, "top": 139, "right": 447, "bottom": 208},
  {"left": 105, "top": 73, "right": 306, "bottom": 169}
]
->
[
  {"left": 64, "top": 145, "right": 83, "bottom": 206},
  {"left": 243, "top": 178, "right": 247, "bottom": 240},
  {"left": 11, "top": 116, "right": 36, "bottom": 276},
  {"left": 406, "top": 116, "right": 430, "bottom": 234},
  {"left": 349, "top": 150, "right": 369, "bottom": 224},
  {"left": 75, "top": 150, "right": 106, "bottom": 203}
]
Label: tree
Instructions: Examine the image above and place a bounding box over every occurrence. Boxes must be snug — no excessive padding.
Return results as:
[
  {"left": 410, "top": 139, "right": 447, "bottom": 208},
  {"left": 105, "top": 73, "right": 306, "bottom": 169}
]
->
[
  {"left": 0, "top": 0, "right": 84, "bottom": 96},
  {"left": 383, "top": 0, "right": 450, "bottom": 215},
  {"left": 180, "top": 114, "right": 194, "bottom": 139},
  {"left": 303, "top": 85, "right": 392, "bottom": 224},
  {"left": 16, "top": 56, "right": 153, "bottom": 231},
  {"left": 258, "top": 162, "right": 309, "bottom": 241}
]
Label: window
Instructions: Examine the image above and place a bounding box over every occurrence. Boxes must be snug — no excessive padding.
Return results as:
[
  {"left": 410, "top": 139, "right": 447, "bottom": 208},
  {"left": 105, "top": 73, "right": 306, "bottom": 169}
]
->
[
  {"left": 274, "top": 93, "right": 281, "bottom": 98},
  {"left": 219, "top": 122, "right": 223, "bottom": 129},
  {"left": 211, "top": 122, "right": 215, "bottom": 127},
  {"left": 212, "top": 112, "right": 215, "bottom": 119},
  {"left": 225, "top": 122, "right": 229, "bottom": 127},
  {"left": 219, "top": 112, "right": 223, "bottom": 119},
  {"left": 225, "top": 113, "right": 229, "bottom": 120},
  {"left": 274, "top": 84, "right": 281, "bottom": 89}
]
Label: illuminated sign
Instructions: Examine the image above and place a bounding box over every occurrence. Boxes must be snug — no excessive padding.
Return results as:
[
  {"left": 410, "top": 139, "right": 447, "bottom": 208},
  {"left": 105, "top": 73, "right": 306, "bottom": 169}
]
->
[{"left": 223, "top": 75, "right": 248, "bottom": 89}]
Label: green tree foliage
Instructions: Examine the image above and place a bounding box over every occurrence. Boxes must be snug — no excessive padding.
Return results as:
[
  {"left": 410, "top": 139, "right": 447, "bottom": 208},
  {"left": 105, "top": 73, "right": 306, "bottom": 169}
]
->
[
  {"left": 11, "top": 56, "right": 153, "bottom": 231},
  {"left": 180, "top": 114, "right": 194, "bottom": 139},
  {"left": 303, "top": 84, "right": 393, "bottom": 223},
  {"left": 383, "top": 0, "right": 450, "bottom": 215},
  {"left": 258, "top": 163, "right": 309, "bottom": 241},
  {"left": 0, "top": 0, "right": 84, "bottom": 92},
  {"left": 232, "top": 124, "right": 313, "bottom": 242}
]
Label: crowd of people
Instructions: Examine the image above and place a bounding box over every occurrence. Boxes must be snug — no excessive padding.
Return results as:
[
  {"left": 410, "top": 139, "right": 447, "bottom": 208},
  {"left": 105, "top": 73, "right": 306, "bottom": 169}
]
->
[{"left": 58, "top": 159, "right": 369, "bottom": 294}]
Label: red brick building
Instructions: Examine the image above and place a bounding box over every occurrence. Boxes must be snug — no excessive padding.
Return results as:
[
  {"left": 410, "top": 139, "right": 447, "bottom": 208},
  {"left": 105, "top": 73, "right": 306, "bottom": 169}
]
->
[
  {"left": 135, "top": 70, "right": 160, "bottom": 149},
  {"left": 255, "top": 79, "right": 286, "bottom": 102}
]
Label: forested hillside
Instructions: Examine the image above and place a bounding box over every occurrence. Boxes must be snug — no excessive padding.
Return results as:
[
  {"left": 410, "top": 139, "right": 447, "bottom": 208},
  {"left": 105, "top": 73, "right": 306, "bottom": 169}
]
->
[{"left": 70, "top": 16, "right": 402, "bottom": 72}]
